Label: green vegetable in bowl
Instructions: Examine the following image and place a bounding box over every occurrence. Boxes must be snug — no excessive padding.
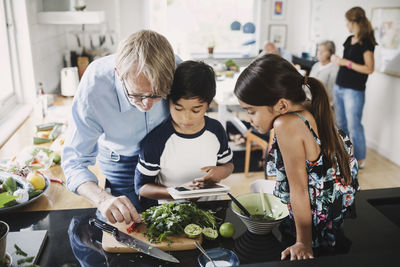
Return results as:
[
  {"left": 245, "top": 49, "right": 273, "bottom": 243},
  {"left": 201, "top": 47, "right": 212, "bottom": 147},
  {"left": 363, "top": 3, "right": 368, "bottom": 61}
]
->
[
  {"left": 13, "top": 188, "right": 29, "bottom": 204},
  {"left": 0, "top": 192, "right": 18, "bottom": 208},
  {"left": 2, "top": 177, "right": 17, "bottom": 193}
]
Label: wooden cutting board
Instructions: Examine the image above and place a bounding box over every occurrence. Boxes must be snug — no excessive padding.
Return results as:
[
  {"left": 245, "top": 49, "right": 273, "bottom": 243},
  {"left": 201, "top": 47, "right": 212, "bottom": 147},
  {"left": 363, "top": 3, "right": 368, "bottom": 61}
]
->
[{"left": 102, "top": 221, "right": 202, "bottom": 253}]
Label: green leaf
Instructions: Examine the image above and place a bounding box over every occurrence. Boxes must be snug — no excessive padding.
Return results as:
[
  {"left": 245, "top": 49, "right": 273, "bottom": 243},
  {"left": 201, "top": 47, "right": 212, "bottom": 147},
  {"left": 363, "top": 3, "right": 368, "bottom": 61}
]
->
[{"left": 0, "top": 192, "right": 18, "bottom": 208}]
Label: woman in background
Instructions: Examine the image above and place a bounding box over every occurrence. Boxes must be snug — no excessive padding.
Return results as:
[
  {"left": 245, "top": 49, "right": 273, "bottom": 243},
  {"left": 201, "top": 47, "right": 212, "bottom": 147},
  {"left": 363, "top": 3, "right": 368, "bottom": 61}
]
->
[
  {"left": 310, "top": 40, "right": 338, "bottom": 106},
  {"left": 331, "top": 6, "right": 377, "bottom": 169}
]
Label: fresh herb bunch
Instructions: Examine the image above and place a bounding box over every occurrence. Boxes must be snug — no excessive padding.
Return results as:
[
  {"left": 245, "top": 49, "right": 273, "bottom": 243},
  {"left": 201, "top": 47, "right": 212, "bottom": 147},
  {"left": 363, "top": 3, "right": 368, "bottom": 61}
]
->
[{"left": 141, "top": 202, "right": 220, "bottom": 243}]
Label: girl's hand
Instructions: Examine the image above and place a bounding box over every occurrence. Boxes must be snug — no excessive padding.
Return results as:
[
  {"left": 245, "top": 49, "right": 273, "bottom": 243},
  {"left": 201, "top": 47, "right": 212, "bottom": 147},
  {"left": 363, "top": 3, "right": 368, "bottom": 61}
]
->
[
  {"left": 331, "top": 55, "right": 350, "bottom": 67},
  {"left": 281, "top": 242, "right": 314, "bottom": 261},
  {"left": 331, "top": 54, "right": 341, "bottom": 65}
]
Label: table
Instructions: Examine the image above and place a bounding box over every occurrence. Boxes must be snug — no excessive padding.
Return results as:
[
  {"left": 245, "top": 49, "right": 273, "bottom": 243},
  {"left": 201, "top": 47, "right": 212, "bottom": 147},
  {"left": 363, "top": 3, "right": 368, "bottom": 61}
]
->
[{"left": 2, "top": 188, "right": 400, "bottom": 266}]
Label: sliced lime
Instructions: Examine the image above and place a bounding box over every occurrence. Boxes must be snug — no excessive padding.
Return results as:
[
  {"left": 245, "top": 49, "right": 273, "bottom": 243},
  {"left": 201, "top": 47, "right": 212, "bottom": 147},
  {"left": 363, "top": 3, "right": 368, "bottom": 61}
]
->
[
  {"left": 202, "top": 227, "right": 218, "bottom": 240},
  {"left": 184, "top": 224, "right": 202, "bottom": 238}
]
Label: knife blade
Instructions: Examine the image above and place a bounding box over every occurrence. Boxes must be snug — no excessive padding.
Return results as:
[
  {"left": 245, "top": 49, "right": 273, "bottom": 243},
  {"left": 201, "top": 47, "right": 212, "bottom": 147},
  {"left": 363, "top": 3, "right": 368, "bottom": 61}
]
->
[{"left": 89, "top": 218, "right": 180, "bottom": 263}]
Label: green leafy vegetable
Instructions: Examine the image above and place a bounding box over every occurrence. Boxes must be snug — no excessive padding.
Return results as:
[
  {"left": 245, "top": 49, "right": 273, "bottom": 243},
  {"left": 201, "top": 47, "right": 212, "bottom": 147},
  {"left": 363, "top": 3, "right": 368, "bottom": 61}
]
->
[
  {"left": 15, "top": 244, "right": 28, "bottom": 256},
  {"left": 141, "top": 202, "right": 220, "bottom": 243},
  {"left": 17, "top": 256, "right": 34, "bottom": 264},
  {"left": 0, "top": 192, "right": 18, "bottom": 208},
  {"left": 2, "top": 177, "right": 17, "bottom": 193}
]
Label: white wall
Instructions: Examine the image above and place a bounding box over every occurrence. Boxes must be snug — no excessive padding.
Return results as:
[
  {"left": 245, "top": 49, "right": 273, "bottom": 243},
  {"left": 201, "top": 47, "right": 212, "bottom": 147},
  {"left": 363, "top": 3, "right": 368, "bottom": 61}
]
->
[
  {"left": 25, "top": 0, "right": 147, "bottom": 94},
  {"left": 27, "top": 0, "right": 68, "bottom": 94},
  {"left": 258, "top": 0, "right": 312, "bottom": 55},
  {"left": 364, "top": 73, "right": 400, "bottom": 165}
]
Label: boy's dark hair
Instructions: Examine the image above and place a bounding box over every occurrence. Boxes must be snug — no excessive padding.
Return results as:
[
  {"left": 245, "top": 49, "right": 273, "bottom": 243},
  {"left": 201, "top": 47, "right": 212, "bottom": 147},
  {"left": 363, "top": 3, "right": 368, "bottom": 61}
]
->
[{"left": 169, "top": 60, "right": 216, "bottom": 104}]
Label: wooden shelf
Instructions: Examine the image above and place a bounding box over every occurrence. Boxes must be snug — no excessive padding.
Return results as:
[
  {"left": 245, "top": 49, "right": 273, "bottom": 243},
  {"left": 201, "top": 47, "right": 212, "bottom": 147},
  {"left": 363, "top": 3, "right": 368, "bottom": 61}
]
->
[{"left": 37, "top": 11, "right": 105, "bottom": 25}]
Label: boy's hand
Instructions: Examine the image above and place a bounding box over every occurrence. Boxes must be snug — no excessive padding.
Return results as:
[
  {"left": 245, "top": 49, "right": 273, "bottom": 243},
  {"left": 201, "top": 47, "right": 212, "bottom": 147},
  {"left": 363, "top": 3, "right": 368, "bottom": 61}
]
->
[
  {"left": 194, "top": 166, "right": 225, "bottom": 186},
  {"left": 181, "top": 180, "right": 201, "bottom": 190}
]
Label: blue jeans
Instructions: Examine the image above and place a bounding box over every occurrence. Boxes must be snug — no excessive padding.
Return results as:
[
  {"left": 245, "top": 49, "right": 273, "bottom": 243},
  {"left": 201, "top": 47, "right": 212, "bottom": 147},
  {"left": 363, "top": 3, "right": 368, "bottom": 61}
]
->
[
  {"left": 97, "top": 147, "right": 156, "bottom": 213},
  {"left": 333, "top": 84, "right": 366, "bottom": 161}
]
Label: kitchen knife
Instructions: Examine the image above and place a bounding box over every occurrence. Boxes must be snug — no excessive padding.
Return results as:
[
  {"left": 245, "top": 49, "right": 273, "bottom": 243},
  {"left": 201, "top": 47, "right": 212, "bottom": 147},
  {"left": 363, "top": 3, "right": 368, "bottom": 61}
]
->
[{"left": 89, "top": 218, "right": 179, "bottom": 263}]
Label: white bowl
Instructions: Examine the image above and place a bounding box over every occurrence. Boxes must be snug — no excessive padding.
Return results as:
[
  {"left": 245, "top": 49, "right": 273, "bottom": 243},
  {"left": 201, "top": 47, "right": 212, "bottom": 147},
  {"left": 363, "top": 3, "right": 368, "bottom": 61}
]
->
[{"left": 231, "top": 193, "right": 289, "bottom": 235}]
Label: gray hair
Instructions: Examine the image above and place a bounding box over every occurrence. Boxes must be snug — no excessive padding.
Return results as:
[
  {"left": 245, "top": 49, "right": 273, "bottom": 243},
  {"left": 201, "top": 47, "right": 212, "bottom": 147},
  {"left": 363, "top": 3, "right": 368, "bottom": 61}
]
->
[
  {"left": 318, "top": 40, "right": 336, "bottom": 55},
  {"left": 116, "top": 30, "right": 175, "bottom": 98}
]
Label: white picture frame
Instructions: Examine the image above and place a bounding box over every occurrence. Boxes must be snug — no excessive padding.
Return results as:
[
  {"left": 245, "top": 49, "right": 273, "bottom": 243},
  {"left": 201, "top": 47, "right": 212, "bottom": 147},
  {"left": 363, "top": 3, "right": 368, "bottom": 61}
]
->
[
  {"left": 371, "top": 7, "right": 400, "bottom": 77},
  {"left": 271, "top": 0, "right": 286, "bottom": 20},
  {"left": 268, "top": 24, "right": 287, "bottom": 49}
]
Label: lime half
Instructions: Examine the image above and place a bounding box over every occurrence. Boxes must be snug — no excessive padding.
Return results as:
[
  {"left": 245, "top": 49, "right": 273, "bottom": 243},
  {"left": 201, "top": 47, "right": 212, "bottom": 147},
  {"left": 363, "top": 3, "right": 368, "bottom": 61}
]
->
[
  {"left": 202, "top": 227, "right": 218, "bottom": 240},
  {"left": 184, "top": 224, "right": 202, "bottom": 238}
]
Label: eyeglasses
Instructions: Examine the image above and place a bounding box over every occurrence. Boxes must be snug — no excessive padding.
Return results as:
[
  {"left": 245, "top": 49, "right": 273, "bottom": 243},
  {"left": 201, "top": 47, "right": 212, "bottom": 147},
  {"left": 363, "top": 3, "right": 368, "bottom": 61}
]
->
[
  {"left": 122, "top": 80, "right": 162, "bottom": 103},
  {"left": 126, "top": 93, "right": 162, "bottom": 101}
]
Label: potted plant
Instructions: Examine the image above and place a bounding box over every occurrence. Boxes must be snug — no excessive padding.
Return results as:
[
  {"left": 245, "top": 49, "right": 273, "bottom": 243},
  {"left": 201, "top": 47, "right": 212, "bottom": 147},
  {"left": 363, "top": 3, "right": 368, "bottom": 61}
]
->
[{"left": 207, "top": 36, "right": 216, "bottom": 55}]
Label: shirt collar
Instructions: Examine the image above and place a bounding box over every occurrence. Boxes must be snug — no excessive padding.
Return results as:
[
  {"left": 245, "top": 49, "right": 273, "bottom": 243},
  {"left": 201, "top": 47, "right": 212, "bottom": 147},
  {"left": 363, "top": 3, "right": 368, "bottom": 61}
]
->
[{"left": 115, "top": 74, "right": 135, "bottom": 113}]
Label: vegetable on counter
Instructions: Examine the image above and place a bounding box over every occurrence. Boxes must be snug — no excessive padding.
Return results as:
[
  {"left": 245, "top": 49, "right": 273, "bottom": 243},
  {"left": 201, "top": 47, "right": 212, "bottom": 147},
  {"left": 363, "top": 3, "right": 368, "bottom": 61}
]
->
[
  {"left": 126, "top": 222, "right": 139, "bottom": 233},
  {"left": 141, "top": 202, "right": 220, "bottom": 243},
  {"left": 34, "top": 122, "right": 63, "bottom": 144}
]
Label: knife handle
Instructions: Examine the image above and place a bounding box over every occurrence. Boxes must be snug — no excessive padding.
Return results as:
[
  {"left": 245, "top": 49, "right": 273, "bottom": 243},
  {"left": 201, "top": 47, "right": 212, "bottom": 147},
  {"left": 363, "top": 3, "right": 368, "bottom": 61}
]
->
[{"left": 89, "top": 218, "right": 119, "bottom": 237}]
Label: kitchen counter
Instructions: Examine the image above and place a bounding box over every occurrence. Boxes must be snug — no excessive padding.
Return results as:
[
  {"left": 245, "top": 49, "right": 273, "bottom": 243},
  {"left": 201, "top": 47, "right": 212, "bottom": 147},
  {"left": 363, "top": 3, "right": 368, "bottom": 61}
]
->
[{"left": 1, "top": 187, "right": 399, "bottom": 266}]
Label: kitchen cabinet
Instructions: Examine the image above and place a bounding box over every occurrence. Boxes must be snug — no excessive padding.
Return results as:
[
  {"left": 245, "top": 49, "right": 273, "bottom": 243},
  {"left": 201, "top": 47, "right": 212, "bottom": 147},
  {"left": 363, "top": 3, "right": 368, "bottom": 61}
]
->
[{"left": 37, "top": 11, "right": 105, "bottom": 25}]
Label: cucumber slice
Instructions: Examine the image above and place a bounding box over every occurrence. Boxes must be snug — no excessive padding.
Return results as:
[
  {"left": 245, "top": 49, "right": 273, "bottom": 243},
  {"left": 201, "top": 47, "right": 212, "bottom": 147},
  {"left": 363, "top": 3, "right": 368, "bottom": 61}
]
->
[
  {"left": 33, "top": 137, "right": 52, "bottom": 144},
  {"left": 202, "top": 227, "right": 218, "bottom": 240},
  {"left": 184, "top": 224, "right": 202, "bottom": 239}
]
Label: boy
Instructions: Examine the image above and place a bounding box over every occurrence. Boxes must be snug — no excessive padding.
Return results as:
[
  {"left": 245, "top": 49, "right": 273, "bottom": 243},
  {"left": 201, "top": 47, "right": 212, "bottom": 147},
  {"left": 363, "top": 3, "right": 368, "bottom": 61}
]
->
[{"left": 135, "top": 61, "right": 234, "bottom": 203}]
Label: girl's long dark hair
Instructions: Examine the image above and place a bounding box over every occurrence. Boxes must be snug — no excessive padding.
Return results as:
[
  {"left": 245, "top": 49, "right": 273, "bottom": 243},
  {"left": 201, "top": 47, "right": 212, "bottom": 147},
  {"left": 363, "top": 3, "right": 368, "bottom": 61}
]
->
[
  {"left": 234, "top": 54, "right": 352, "bottom": 185},
  {"left": 346, "top": 6, "right": 377, "bottom": 46}
]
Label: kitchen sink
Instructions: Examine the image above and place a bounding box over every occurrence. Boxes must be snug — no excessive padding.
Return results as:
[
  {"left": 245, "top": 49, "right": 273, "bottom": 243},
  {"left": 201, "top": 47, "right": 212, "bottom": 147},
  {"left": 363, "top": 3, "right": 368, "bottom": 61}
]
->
[{"left": 368, "top": 197, "right": 400, "bottom": 228}]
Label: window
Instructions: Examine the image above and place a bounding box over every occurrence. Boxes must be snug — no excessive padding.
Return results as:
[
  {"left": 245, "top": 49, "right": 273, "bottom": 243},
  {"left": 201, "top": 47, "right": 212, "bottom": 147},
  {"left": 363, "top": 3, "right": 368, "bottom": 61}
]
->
[
  {"left": 149, "top": 0, "right": 259, "bottom": 59},
  {"left": 0, "top": 0, "right": 18, "bottom": 118}
]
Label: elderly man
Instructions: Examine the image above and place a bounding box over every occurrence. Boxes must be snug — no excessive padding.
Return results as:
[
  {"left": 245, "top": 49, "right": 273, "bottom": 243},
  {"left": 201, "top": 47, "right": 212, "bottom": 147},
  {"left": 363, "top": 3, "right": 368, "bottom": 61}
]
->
[
  {"left": 62, "top": 30, "right": 176, "bottom": 224},
  {"left": 263, "top": 42, "right": 280, "bottom": 55}
]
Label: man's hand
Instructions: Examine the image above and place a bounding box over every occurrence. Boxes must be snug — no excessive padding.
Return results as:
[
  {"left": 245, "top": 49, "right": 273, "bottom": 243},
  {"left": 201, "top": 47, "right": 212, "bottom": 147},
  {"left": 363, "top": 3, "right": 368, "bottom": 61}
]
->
[
  {"left": 98, "top": 194, "right": 142, "bottom": 224},
  {"left": 77, "top": 181, "right": 141, "bottom": 224}
]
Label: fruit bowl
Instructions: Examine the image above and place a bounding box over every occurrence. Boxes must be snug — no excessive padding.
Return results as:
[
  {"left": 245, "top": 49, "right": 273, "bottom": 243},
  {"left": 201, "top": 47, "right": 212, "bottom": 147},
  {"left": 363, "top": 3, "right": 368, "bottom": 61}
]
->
[{"left": 231, "top": 193, "right": 289, "bottom": 235}]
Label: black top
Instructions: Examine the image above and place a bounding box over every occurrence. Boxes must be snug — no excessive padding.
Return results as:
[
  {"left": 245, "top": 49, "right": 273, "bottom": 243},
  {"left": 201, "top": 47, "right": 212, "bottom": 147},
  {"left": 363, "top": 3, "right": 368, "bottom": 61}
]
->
[{"left": 336, "top": 35, "right": 375, "bottom": 91}]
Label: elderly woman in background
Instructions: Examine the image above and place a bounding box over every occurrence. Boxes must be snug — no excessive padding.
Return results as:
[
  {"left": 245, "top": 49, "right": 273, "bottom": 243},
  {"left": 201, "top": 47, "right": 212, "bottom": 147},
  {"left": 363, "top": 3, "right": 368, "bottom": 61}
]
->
[{"left": 309, "top": 40, "right": 338, "bottom": 106}]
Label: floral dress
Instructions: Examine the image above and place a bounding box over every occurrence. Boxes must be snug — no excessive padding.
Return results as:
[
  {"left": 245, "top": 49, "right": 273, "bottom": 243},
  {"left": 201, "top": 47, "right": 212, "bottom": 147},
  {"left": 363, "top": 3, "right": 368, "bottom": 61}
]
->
[{"left": 266, "top": 112, "right": 359, "bottom": 247}]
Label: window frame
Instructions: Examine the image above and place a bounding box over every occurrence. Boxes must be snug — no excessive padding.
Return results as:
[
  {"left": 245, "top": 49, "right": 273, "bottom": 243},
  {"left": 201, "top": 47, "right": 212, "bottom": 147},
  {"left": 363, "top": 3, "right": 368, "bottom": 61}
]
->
[
  {"left": 147, "top": 0, "right": 262, "bottom": 59},
  {"left": 0, "top": 0, "right": 21, "bottom": 121}
]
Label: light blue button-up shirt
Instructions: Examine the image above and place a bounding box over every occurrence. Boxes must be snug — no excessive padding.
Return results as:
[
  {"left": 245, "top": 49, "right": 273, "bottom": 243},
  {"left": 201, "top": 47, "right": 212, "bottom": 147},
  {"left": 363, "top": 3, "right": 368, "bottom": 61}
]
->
[{"left": 62, "top": 55, "right": 169, "bottom": 193}]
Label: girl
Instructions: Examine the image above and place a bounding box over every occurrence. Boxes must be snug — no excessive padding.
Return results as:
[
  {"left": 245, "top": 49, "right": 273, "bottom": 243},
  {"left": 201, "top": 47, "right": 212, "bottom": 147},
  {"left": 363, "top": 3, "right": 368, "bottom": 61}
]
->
[
  {"left": 234, "top": 54, "right": 359, "bottom": 260},
  {"left": 331, "top": 6, "right": 377, "bottom": 168}
]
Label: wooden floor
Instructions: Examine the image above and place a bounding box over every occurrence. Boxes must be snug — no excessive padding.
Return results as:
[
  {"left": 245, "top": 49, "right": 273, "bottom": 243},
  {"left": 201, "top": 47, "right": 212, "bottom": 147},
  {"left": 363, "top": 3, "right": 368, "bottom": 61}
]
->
[{"left": 222, "top": 148, "right": 400, "bottom": 197}]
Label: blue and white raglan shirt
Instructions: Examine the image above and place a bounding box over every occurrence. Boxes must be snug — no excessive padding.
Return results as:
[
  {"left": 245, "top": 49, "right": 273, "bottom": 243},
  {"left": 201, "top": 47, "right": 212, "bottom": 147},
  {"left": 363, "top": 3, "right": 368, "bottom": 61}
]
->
[{"left": 135, "top": 115, "right": 233, "bottom": 201}]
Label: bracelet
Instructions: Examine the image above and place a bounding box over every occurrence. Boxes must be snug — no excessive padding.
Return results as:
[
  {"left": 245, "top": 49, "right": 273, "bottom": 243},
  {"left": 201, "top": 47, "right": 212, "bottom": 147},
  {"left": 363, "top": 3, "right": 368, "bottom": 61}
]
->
[{"left": 347, "top": 61, "right": 353, "bottom": 69}]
